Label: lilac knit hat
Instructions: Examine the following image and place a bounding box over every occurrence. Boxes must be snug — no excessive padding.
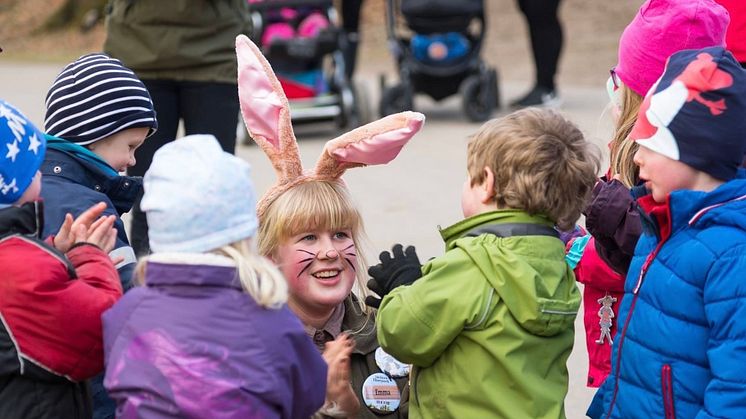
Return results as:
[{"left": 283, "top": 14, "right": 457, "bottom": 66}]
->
[{"left": 616, "top": 0, "right": 729, "bottom": 97}]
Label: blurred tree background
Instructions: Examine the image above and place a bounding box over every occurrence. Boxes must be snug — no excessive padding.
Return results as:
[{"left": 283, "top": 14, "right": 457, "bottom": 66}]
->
[{"left": 43, "top": 0, "right": 108, "bottom": 32}]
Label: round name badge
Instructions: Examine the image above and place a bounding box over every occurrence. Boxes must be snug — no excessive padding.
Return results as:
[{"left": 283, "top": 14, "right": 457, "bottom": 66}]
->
[
  {"left": 361, "top": 372, "right": 400, "bottom": 414},
  {"left": 375, "top": 347, "right": 410, "bottom": 378}
]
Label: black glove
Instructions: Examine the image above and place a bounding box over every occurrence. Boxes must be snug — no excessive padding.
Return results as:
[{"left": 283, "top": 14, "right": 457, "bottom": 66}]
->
[{"left": 365, "top": 244, "right": 422, "bottom": 308}]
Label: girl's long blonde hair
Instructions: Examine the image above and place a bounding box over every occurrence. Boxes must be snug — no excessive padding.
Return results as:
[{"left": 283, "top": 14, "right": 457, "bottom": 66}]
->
[
  {"left": 135, "top": 239, "right": 288, "bottom": 309},
  {"left": 608, "top": 84, "right": 644, "bottom": 188},
  {"left": 257, "top": 180, "right": 371, "bottom": 313}
]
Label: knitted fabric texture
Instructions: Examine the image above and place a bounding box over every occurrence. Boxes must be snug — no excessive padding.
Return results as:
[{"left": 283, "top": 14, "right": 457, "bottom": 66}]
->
[
  {"left": 44, "top": 53, "right": 158, "bottom": 145},
  {"left": 141, "top": 134, "right": 258, "bottom": 253},
  {"left": 0, "top": 100, "right": 47, "bottom": 205},
  {"left": 616, "top": 0, "right": 729, "bottom": 97}
]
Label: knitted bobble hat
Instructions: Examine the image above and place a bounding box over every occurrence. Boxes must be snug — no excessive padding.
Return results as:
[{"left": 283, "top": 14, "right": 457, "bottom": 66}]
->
[
  {"left": 616, "top": 0, "right": 729, "bottom": 97},
  {"left": 44, "top": 53, "right": 158, "bottom": 145},
  {"left": 0, "top": 100, "right": 47, "bottom": 206},
  {"left": 630, "top": 47, "right": 746, "bottom": 181},
  {"left": 141, "top": 134, "right": 258, "bottom": 253}
]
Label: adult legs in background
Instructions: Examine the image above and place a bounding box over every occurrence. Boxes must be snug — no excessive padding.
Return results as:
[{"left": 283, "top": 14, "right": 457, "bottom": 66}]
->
[
  {"left": 128, "top": 79, "right": 180, "bottom": 257},
  {"left": 341, "top": 0, "right": 364, "bottom": 79},
  {"left": 180, "top": 81, "right": 239, "bottom": 153},
  {"left": 511, "top": 0, "right": 563, "bottom": 107},
  {"left": 128, "top": 80, "right": 238, "bottom": 256}
]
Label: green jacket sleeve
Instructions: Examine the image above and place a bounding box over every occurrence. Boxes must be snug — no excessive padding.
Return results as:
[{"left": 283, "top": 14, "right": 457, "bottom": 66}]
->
[{"left": 376, "top": 248, "right": 493, "bottom": 367}]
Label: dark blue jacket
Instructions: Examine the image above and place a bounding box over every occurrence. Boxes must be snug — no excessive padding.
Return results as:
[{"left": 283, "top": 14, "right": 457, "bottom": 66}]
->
[
  {"left": 590, "top": 171, "right": 746, "bottom": 418},
  {"left": 40, "top": 148, "right": 139, "bottom": 291}
]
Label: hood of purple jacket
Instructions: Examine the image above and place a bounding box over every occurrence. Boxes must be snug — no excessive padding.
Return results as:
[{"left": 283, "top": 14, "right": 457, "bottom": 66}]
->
[{"left": 102, "top": 253, "right": 327, "bottom": 419}]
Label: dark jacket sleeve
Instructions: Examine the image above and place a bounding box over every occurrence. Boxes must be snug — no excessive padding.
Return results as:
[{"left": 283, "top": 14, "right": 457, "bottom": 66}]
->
[{"left": 583, "top": 179, "right": 642, "bottom": 274}]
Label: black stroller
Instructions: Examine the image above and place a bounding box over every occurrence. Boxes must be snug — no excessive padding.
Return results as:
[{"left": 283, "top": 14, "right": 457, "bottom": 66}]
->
[
  {"left": 246, "top": 0, "right": 371, "bottom": 129},
  {"left": 379, "top": 0, "right": 499, "bottom": 121}
]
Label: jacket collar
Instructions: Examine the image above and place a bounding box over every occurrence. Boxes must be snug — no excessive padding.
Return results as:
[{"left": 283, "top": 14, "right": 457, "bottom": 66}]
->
[
  {"left": 638, "top": 169, "right": 746, "bottom": 237},
  {"left": 342, "top": 295, "right": 379, "bottom": 355},
  {"left": 0, "top": 201, "right": 44, "bottom": 238},
  {"left": 41, "top": 148, "right": 142, "bottom": 215},
  {"left": 144, "top": 252, "right": 242, "bottom": 289},
  {"left": 439, "top": 209, "right": 555, "bottom": 248}
]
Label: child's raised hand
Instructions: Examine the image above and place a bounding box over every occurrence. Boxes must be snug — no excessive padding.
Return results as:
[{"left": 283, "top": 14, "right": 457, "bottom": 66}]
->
[
  {"left": 84, "top": 214, "right": 118, "bottom": 254},
  {"left": 366, "top": 244, "right": 423, "bottom": 308},
  {"left": 53, "top": 202, "right": 117, "bottom": 254},
  {"left": 320, "top": 333, "right": 359, "bottom": 418}
]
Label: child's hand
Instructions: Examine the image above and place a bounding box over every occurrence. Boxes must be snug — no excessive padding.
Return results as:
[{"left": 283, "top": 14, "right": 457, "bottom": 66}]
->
[
  {"left": 320, "top": 334, "right": 359, "bottom": 418},
  {"left": 366, "top": 244, "right": 422, "bottom": 308},
  {"left": 84, "top": 214, "right": 118, "bottom": 253},
  {"left": 53, "top": 202, "right": 117, "bottom": 254}
]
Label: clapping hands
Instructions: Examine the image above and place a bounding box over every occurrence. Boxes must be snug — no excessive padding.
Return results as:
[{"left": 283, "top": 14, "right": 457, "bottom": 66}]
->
[
  {"left": 320, "top": 333, "right": 360, "bottom": 418},
  {"left": 54, "top": 202, "right": 119, "bottom": 261}
]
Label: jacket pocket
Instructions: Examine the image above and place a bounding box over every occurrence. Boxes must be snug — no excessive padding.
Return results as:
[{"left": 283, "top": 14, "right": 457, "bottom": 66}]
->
[{"left": 661, "top": 364, "right": 676, "bottom": 419}]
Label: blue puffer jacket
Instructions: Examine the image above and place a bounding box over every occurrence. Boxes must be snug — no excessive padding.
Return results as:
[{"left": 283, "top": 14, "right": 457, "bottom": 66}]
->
[
  {"left": 589, "top": 171, "right": 746, "bottom": 419},
  {"left": 40, "top": 147, "right": 139, "bottom": 291}
]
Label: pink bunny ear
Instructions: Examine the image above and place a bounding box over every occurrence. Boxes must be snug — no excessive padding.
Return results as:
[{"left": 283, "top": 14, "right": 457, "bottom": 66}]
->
[
  {"left": 236, "top": 34, "right": 302, "bottom": 183},
  {"left": 314, "top": 111, "right": 425, "bottom": 179}
]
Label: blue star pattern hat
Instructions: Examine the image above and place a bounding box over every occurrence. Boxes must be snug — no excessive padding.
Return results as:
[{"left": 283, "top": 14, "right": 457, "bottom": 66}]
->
[{"left": 0, "top": 100, "right": 46, "bottom": 205}]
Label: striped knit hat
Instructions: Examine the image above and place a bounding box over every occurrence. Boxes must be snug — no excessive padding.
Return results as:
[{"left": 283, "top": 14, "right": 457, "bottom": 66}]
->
[{"left": 44, "top": 53, "right": 158, "bottom": 145}]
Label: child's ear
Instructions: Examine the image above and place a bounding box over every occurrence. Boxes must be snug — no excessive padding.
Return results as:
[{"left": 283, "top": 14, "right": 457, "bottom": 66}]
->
[{"left": 479, "top": 167, "right": 496, "bottom": 204}]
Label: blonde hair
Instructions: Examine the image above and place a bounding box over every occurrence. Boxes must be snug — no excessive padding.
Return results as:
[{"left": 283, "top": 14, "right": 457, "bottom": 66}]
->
[
  {"left": 467, "top": 108, "right": 600, "bottom": 230},
  {"left": 134, "top": 240, "right": 288, "bottom": 309},
  {"left": 608, "top": 85, "right": 644, "bottom": 188},
  {"left": 257, "top": 180, "right": 370, "bottom": 312}
]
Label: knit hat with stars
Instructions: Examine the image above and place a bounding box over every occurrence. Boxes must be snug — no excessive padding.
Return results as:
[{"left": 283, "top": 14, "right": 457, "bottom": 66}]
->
[{"left": 0, "top": 99, "right": 46, "bottom": 206}]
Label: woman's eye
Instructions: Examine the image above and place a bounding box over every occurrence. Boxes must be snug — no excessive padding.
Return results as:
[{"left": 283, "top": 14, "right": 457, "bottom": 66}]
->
[
  {"left": 300, "top": 234, "right": 316, "bottom": 242},
  {"left": 333, "top": 231, "right": 350, "bottom": 239}
]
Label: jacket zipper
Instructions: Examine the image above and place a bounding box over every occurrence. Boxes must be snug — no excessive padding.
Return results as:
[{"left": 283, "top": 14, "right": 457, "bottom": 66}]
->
[
  {"left": 605, "top": 240, "right": 665, "bottom": 418},
  {"left": 661, "top": 364, "right": 676, "bottom": 419}
]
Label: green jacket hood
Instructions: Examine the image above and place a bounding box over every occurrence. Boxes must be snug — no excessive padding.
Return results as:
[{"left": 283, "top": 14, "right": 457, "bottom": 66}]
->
[{"left": 441, "top": 210, "right": 580, "bottom": 337}]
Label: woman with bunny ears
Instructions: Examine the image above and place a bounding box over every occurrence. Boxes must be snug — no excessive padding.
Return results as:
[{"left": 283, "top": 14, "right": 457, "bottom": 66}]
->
[{"left": 235, "top": 34, "right": 425, "bottom": 418}]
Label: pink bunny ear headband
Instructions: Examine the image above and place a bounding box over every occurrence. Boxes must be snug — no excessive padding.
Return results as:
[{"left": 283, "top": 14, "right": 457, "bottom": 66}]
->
[{"left": 236, "top": 34, "right": 425, "bottom": 219}]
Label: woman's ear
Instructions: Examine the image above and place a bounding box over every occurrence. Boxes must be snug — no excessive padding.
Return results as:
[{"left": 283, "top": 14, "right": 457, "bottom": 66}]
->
[{"left": 479, "top": 166, "right": 496, "bottom": 204}]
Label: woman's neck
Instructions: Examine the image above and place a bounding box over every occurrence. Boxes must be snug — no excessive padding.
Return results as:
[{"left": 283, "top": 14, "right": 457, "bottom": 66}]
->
[{"left": 288, "top": 298, "right": 336, "bottom": 330}]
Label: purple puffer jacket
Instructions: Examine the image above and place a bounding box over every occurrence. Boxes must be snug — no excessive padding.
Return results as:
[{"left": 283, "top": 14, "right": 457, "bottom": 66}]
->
[{"left": 102, "top": 254, "right": 327, "bottom": 419}]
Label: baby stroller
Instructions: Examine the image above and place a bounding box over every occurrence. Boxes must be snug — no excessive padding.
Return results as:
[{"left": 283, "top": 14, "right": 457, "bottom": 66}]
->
[
  {"left": 246, "top": 0, "right": 371, "bottom": 130},
  {"left": 379, "top": 0, "right": 499, "bottom": 122}
]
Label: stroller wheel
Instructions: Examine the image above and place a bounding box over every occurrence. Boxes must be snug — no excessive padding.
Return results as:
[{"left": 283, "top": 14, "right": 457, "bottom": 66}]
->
[
  {"left": 461, "top": 71, "right": 497, "bottom": 122},
  {"left": 379, "top": 84, "right": 413, "bottom": 117}
]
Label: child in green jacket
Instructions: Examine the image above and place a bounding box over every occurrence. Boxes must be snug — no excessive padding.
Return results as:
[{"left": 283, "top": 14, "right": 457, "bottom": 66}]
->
[{"left": 371, "top": 108, "right": 599, "bottom": 418}]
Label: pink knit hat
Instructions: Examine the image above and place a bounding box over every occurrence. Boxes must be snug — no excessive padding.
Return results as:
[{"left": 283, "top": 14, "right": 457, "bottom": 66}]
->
[{"left": 616, "top": 0, "right": 729, "bottom": 97}]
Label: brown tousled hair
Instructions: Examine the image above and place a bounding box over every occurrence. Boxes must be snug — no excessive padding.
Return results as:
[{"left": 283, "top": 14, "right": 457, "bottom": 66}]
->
[{"left": 467, "top": 108, "right": 600, "bottom": 230}]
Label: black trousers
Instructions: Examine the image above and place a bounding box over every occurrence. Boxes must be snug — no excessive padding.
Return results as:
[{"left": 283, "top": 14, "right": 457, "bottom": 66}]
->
[
  {"left": 341, "top": 0, "right": 364, "bottom": 78},
  {"left": 129, "top": 79, "right": 239, "bottom": 256},
  {"left": 516, "top": 0, "right": 563, "bottom": 91}
]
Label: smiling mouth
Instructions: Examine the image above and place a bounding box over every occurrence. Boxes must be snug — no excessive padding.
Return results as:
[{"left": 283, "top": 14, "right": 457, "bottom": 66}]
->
[{"left": 312, "top": 269, "right": 341, "bottom": 279}]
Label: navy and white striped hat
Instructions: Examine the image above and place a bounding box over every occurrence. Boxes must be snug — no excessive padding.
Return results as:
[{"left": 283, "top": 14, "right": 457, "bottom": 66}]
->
[{"left": 44, "top": 53, "right": 158, "bottom": 145}]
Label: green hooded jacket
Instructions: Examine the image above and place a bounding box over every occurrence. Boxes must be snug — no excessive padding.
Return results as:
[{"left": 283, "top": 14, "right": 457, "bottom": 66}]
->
[
  {"left": 377, "top": 210, "right": 580, "bottom": 419},
  {"left": 104, "top": 0, "right": 250, "bottom": 83}
]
